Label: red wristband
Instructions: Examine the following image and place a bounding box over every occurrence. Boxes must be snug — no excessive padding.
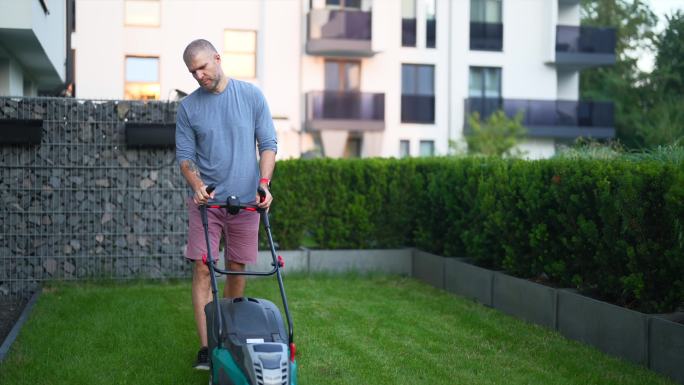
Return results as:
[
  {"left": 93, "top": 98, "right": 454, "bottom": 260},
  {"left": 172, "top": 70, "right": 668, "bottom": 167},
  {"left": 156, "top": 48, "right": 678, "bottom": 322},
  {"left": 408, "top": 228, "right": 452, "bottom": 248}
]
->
[{"left": 259, "top": 178, "right": 270, "bottom": 185}]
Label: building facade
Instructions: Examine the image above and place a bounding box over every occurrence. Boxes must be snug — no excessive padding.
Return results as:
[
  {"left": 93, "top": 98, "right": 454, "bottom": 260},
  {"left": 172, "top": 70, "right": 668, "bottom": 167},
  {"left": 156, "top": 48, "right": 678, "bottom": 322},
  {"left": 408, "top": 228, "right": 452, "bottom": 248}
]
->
[
  {"left": 71, "top": 0, "right": 616, "bottom": 159},
  {"left": 0, "top": 0, "right": 74, "bottom": 96}
]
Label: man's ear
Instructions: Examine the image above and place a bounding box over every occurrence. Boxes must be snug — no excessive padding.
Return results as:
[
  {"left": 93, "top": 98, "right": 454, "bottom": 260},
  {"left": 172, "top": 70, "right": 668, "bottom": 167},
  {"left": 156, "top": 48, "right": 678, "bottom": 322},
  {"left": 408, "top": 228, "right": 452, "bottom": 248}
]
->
[{"left": 214, "top": 53, "right": 221, "bottom": 64}]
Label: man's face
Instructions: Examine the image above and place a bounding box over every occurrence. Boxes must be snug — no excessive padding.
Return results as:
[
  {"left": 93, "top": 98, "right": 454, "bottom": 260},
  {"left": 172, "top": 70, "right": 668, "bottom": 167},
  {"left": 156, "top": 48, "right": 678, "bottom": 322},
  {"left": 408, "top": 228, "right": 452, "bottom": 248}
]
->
[{"left": 185, "top": 50, "right": 222, "bottom": 92}]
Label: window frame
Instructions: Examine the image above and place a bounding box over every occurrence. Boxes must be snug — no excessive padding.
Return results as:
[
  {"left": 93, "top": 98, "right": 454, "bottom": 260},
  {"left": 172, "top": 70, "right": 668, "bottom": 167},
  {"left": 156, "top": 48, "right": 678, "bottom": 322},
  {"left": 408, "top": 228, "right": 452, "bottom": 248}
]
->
[
  {"left": 222, "top": 29, "right": 258, "bottom": 80},
  {"left": 124, "top": 55, "right": 161, "bottom": 100},
  {"left": 124, "top": 0, "right": 161, "bottom": 28},
  {"left": 419, "top": 140, "right": 435, "bottom": 157}
]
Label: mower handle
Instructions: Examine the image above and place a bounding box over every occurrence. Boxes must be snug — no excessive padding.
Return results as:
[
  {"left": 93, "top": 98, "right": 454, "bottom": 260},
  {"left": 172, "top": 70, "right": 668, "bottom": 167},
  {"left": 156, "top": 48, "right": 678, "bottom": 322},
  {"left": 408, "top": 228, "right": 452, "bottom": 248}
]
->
[
  {"left": 199, "top": 184, "right": 294, "bottom": 346},
  {"left": 203, "top": 184, "right": 267, "bottom": 213}
]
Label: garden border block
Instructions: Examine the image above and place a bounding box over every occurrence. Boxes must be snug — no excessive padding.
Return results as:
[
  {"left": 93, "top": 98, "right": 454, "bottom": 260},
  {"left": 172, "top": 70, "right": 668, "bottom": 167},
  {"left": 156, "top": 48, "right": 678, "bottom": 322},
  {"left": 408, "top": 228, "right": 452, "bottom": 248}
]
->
[
  {"left": 649, "top": 316, "right": 684, "bottom": 383},
  {"left": 491, "top": 272, "right": 557, "bottom": 329},
  {"left": 0, "top": 289, "right": 41, "bottom": 363},
  {"left": 308, "top": 249, "right": 412, "bottom": 275},
  {"left": 444, "top": 257, "right": 493, "bottom": 307},
  {"left": 412, "top": 250, "right": 445, "bottom": 289},
  {"left": 558, "top": 289, "right": 648, "bottom": 365}
]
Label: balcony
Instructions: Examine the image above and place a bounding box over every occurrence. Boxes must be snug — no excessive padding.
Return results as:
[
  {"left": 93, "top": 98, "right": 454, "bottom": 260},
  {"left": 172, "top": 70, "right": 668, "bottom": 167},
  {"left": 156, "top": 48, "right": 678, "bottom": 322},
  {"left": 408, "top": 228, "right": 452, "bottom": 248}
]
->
[
  {"left": 554, "top": 25, "right": 616, "bottom": 69},
  {"left": 464, "top": 98, "right": 615, "bottom": 139},
  {"left": 307, "top": 9, "right": 374, "bottom": 57},
  {"left": 470, "top": 22, "right": 503, "bottom": 51},
  {"left": 306, "top": 91, "right": 385, "bottom": 131},
  {"left": 401, "top": 95, "right": 435, "bottom": 124}
]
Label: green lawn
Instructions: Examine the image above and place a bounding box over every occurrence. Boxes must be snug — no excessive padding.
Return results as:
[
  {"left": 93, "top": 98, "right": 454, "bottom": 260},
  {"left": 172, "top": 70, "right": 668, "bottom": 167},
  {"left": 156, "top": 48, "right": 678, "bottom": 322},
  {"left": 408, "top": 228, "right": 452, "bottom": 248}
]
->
[{"left": 0, "top": 274, "right": 676, "bottom": 385}]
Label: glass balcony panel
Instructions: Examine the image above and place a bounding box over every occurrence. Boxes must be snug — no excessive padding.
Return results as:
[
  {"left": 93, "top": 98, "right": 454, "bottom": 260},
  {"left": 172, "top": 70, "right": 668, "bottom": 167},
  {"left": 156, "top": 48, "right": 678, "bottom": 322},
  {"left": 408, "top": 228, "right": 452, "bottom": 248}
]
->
[
  {"left": 467, "top": 98, "right": 615, "bottom": 130},
  {"left": 401, "top": 95, "right": 435, "bottom": 124},
  {"left": 470, "top": 22, "right": 503, "bottom": 51},
  {"left": 556, "top": 25, "right": 616, "bottom": 55},
  {"left": 308, "top": 91, "right": 384, "bottom": 121},
  {"left": 309, "top": 9, "right": 371, "bottom": 40}
]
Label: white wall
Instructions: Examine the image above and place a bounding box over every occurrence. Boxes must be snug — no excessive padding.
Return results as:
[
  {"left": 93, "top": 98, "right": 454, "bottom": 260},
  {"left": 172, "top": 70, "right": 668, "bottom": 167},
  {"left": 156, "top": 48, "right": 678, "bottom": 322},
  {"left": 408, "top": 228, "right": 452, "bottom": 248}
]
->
[
  {"left": 30, "top": 0, "right": 67, "bottom": 82},
  {"left": 557, "top": 69, "right": 579, "bottom": 99},
  {"left": 558, "top": 2, "right": 581, "bottom": 25},
  {"left": 73, "top": 0, "right": 124, "bottom": 99},
  {"left": 0, "top": 57, "right": 23, "bottom": 96}
]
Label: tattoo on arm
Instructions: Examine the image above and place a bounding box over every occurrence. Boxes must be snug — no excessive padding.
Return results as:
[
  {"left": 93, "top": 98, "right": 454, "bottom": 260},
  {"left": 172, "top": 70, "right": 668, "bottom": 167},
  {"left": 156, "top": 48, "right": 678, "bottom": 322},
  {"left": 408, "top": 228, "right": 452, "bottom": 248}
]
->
[{"left": 180, "top": 159, "right": 201, "bottom": 178}]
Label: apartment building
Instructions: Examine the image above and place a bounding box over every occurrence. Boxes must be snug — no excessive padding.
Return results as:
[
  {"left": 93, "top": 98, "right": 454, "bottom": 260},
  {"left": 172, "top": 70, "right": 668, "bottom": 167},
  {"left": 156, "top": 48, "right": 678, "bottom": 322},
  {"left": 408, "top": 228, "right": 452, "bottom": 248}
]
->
[
  {"left": 0, "top": 0, "right": 74, "bottom": 96},
  {"left": 72, "top": 0, "right": 616, "bottom": 159}
]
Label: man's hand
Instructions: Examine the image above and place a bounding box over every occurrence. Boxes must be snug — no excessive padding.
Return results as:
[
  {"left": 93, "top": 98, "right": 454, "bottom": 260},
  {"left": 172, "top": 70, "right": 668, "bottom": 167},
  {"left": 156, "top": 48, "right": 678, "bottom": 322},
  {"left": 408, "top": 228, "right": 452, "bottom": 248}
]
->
[
  {"left": 193, "top": 185, "right": 215, "bottom": 205},
  {"left": 257, "top": 185, "right": 273, "bottom": 210}
]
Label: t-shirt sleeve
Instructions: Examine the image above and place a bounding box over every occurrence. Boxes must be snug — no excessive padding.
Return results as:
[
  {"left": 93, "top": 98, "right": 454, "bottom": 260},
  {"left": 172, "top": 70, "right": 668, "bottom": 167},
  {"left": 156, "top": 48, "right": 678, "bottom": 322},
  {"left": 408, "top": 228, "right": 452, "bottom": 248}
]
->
[
  {"left": 253, "top": 86, "right": 278, "bottom": 154},
  {"left": 175, "top": 103, "right": 196, "bottom": 164}
]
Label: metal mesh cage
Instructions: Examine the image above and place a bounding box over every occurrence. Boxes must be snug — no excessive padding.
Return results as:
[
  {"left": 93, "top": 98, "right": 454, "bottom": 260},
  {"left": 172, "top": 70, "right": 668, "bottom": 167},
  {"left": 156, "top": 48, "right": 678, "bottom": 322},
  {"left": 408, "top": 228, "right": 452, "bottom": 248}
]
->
[{"left": 0, "top": 97, "right": 190, "bottom": 299}]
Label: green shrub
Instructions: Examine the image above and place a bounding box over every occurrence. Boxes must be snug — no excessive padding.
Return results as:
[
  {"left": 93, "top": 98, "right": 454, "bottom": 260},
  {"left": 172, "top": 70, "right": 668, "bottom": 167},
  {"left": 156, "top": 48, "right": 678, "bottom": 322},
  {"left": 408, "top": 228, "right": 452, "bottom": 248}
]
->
[{"left": 268, "top": 157, "right": 683, "bottom": 313}]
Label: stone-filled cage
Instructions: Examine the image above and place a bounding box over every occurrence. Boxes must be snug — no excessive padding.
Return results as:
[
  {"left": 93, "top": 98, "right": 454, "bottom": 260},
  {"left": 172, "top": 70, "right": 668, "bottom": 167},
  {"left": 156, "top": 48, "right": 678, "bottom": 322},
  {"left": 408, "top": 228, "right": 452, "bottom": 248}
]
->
[{"left": 1, "top": 97, "right": 189, "bottom": 299}]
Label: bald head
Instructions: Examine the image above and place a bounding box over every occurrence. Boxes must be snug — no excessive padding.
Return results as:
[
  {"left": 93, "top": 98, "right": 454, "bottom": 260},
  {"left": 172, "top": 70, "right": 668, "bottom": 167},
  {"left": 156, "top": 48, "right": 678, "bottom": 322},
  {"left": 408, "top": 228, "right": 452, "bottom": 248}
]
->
[{"left": 183, "top": 39, "right": 218, "bottom": 64}]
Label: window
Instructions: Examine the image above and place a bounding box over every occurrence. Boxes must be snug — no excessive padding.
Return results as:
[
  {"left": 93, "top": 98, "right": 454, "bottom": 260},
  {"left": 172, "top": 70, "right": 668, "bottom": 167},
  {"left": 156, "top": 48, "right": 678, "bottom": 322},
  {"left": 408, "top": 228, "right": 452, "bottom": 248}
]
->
[
  {"left": 325, "top": 0, "right": 361, "bottom": 8},
  {"left": 344, "top": 136, "right": 362, "bottom": 158},
  {"left": 469, "top": 67, "right": 502, "bottom": 120},
  {"left": 325, "top": 59, "right": 360, "bottom": 91},
  {"left": 125, "top": 0, "right": 160, "bottom": 27},
  {"left": 470, "top": 0, "right": 503, "bottom": 51},
  {"left": 419, "top": 140, "right": 435, "bottom": 157},
  {"left": 469, "top": 67, "right": 501, "bottom": 99},
  {"left": 124, "top": 56, "right": 160, "bottom": 100},
  {"left": 426, "top": 0, "right": 436, "bottom": 48},
  {"left": 399, "top": 140, "right": 410, "bottom": 158},
  {"left": 222, "top": 30, "right": 257, "bottom": 79},
  {"left": 471, "top": 0, "right": 502, "bottom": 23},
  {"left": 402, "top": 0, "right": 416, "bottom": 47},
  {"left": 401, "top": 64, "right": 435, "bottom": 123}
]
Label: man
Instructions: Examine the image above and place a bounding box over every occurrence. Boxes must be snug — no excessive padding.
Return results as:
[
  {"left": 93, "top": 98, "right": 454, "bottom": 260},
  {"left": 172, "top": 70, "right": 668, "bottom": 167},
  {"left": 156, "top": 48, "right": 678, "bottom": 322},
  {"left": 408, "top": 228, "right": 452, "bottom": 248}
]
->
[{"left": 175, "top": 39, "right": 277, "bottom": 370}]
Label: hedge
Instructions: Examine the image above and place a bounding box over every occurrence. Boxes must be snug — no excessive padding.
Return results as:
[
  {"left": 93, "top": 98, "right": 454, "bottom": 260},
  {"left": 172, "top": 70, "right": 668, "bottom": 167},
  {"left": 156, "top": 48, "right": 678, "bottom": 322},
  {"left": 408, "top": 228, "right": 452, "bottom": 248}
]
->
[{"left": 267, "top": 157, "right": 683, "bottom": 313}]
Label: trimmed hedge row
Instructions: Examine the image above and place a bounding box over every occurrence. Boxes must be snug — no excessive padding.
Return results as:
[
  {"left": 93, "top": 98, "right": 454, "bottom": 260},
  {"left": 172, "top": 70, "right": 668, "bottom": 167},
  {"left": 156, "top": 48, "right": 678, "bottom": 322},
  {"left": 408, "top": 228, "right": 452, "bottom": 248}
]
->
[{"left": 267, "top": 157, "right": 683, "bottom": 313}]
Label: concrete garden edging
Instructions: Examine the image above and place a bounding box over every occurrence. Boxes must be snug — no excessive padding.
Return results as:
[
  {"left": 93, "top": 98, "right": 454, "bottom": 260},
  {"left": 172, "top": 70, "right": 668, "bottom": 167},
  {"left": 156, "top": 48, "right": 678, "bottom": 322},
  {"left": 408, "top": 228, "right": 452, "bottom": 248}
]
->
[
  {"left": 0, "top": 289, "right": 40, "bottom": 363},
  {"left": 411, "top": 249, "right": 684, "bottom": 384},
  {"left": 649, "top": 316, "right": 684, "bottom": 383}
]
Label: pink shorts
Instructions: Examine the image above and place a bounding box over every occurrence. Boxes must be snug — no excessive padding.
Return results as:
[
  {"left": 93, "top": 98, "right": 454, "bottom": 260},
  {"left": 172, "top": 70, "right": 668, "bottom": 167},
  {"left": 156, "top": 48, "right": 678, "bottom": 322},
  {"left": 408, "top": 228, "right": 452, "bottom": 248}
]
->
[{"left": 185, "top": 198, "right": 260, "bottom": 265}]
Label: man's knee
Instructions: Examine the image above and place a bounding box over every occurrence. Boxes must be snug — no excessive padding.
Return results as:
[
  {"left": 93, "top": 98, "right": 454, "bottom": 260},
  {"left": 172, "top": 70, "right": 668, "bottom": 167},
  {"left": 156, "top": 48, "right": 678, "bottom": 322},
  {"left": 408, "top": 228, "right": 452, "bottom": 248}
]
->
[{"left": 193, "top": 261, "right": 210, "bottom": 281}]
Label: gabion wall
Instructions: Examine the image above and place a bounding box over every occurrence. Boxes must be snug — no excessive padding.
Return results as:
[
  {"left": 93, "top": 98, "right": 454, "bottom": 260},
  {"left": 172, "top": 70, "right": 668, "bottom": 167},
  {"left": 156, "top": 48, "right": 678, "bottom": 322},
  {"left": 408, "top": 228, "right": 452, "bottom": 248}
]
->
[{"left": 0, "top": 97, "right": 189, "bottom": 298}]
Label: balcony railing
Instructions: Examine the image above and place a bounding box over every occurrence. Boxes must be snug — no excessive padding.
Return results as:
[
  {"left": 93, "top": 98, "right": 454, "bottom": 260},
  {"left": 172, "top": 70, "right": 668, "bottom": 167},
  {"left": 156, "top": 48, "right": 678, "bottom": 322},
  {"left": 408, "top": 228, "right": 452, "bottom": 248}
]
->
[
  {"left": 306, "top": 91, "right": 385, "bottom": 131},
  {"left": 464, "top": 98, "right": 615, "bottom": 139},
  {"left": 555, "top": 25, "right": 616, "bottom": 68},
  {"left": 401, "top": 95, "right": 435, "bottom": 124},
  {"left": 307, "top": 9, "right": 374, "bottom": 56},
  {"left": 470, "top": 22, "right": 503, "bottom": 51}
]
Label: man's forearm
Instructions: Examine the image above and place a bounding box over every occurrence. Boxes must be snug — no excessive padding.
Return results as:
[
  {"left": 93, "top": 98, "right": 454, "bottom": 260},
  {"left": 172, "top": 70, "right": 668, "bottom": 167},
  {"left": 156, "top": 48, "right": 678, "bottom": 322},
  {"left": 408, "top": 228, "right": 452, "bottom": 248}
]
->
[
  {"left": 179, "top": 159, "right": 204, "bottom": 192},
  {"left": 259, "top": 150, "right": 276, "bottom": 184}
]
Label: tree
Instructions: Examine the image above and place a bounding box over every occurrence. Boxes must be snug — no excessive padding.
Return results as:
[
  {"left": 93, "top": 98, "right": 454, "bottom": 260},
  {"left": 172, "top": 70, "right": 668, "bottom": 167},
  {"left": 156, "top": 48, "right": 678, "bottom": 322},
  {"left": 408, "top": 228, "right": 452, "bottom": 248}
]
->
[
  {"left": 464, "top": 110, "right": 527, "bottom": 157},
  {"left": 580, "top": 0, "right": 658, "bottom": 148},
  {"left": 651, "top": 11, "right": 684, "bottom": 95},
  {"left": 636, "top": 11, "right": 684, "bottom": 146}
]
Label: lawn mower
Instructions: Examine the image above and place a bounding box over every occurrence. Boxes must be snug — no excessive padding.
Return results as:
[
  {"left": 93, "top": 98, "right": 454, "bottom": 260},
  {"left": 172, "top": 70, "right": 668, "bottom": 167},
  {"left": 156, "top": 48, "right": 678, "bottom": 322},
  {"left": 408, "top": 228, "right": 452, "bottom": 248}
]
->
[{"left": 199, "top": 186, "right": 297, "bottom": 385}]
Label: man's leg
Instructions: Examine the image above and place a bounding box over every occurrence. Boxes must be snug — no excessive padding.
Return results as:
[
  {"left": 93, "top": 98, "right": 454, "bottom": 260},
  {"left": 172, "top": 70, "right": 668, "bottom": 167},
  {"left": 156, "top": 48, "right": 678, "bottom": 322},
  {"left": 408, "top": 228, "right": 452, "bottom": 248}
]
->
[
  {"left": 192, "top": 260, "right": 212, "bottom": 347},
  {"left": 185, "top": 199, "right": 225, "bottom": 370},
  {"left": 222, "top": 210, "right": 260, "bottom": 299},
  {"left": 223, "top": 261, "right": 246, "bottom": 298}
]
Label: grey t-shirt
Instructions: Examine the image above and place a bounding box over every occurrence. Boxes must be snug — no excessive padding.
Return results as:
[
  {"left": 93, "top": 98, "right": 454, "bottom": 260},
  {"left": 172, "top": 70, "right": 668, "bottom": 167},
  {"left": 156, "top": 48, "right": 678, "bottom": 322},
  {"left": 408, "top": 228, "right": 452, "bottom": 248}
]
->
[{"left": 175, "top": 79, "right": 277, "bottom": 203}]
